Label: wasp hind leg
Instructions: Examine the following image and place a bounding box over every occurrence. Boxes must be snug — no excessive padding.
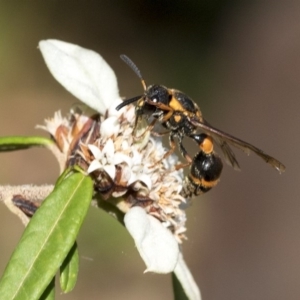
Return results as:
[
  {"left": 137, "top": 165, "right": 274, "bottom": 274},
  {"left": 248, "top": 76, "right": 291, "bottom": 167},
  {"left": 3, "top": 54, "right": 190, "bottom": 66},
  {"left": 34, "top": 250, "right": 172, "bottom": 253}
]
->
[{"left": 174, "top": 137, "right": 193, "bottom": 170}]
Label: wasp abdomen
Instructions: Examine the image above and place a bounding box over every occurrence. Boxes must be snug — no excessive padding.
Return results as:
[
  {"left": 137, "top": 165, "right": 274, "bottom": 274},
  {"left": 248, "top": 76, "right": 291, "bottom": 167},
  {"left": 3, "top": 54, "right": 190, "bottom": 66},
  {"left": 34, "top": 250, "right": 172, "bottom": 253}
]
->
[{"left": 183, "top": 151, "right": 223, "bottom": 197}]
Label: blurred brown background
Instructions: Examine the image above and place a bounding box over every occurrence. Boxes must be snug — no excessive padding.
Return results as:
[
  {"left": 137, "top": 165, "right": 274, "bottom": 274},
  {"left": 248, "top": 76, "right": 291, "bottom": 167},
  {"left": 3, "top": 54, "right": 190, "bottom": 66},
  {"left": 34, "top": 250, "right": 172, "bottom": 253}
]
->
[{"left": 0, "top": 1, "right": 299, "bottom": 299}]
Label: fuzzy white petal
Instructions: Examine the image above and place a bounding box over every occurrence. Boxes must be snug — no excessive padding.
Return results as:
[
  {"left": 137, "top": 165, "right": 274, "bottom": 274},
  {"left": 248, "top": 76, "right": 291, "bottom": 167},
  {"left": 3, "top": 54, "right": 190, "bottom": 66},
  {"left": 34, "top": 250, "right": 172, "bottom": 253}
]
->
[
  {"left": 174, "top": 252, "right": 202, "bottom": 300},
  {"left": 124, "top": 207, "right": 179, "bottom": 274},
  {"left": 88, "top": 144, "right": 103, "bottom": 160},
  {"left": 39, "top": 40, "right": 119, "bottom": 114},
  {"left": 87, "top": 160, "right": 103, "bottom": 173},
  {"left": 100, "top": 116, "right": 120, "bottom": 138}
]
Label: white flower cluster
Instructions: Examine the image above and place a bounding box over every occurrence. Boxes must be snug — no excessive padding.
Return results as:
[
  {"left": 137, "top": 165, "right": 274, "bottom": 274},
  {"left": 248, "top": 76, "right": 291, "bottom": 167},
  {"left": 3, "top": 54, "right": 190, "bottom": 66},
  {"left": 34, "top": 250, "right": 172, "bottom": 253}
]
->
[{"left": 39, "top": 40, "right": 201, "bottom": 300}]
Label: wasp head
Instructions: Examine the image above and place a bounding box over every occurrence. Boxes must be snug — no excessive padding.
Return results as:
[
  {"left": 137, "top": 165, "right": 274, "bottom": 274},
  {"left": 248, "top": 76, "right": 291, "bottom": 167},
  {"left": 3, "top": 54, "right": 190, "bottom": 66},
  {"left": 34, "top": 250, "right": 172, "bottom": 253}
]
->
[{"left": 145, "top": 84, "right": 170, "bottom": 106}]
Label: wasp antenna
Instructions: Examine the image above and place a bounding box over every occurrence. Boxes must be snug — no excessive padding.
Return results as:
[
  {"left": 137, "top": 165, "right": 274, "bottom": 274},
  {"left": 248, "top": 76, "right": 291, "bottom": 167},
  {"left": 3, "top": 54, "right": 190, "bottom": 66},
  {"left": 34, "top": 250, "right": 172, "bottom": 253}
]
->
[
  {"left": 120, "top": 54, "right": 147, "bottom": 91},
  {"left": 115, "top": 95, "right": 142, "bottom": 111},
  {"left": 120, "top": 55, "right": 142, "bottom": 79}
]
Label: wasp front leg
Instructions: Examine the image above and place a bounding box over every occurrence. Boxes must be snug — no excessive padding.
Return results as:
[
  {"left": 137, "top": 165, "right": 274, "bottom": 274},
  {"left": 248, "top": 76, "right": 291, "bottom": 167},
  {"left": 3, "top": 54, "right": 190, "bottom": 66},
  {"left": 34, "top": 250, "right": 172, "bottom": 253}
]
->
[
  {"left": 182, "top": 133, "right": 223, "bottom": 198},
  {"left": 148, "top": 132, "right": 177, "bottom": 168},
  {"left": 132, "top": 116, "right": 157, "bottom": 141}
]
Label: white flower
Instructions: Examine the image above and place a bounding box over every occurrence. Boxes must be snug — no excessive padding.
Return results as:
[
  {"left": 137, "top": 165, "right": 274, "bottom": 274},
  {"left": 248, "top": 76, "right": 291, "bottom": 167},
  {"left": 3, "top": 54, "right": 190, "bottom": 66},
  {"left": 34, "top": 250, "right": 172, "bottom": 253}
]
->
[
  {"left": 39, "top": 39, "right": 201, "bottom": 299},
  {"left": 87, "top": 141, "right": 131, "bottom": 180}
]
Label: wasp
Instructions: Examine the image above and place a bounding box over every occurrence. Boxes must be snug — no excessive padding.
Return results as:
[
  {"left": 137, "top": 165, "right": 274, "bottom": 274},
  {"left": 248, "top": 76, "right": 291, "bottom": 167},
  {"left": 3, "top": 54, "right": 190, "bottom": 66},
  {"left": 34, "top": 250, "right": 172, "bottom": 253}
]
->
[{"left": 116, "top": 55, "right": 285, "bottom": 197}]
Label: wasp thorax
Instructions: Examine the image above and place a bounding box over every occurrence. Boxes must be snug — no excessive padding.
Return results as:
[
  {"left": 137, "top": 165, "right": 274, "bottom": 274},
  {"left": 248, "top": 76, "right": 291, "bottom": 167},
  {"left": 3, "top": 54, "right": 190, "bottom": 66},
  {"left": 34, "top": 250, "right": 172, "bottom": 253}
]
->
[{"left": 146, "top": 84, "right": 170, "bottom": 105}]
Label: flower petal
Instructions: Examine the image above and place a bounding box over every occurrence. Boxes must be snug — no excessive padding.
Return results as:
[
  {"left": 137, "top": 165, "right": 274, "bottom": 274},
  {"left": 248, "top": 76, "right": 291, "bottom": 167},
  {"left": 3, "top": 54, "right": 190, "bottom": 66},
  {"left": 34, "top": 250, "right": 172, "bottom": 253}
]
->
[
  {"left": 39, "top": 40, "right": 119, "bottom": 114},
  {"left": 131, "top": 150, "right": 142, "bottom": 165},
  {"left": 127, "top": 172, "right": 137, "bottom": 186},
  {"left": 87, "top": 160, "right": 102, "bottom": 173},
  {"left": 102, "top": 138, "right": 115, "bottom": 156},
  {"left": 113, "top": 153, "right": 132, "bottom": 166},
  {"left": 103, "top": 164, "right": 116, "bottom": 180},
  {"left": 88, "top": 144, "right": 103, "bottom": 160},
  {"left": 124, "top": 207, "right": 179, "bottom": 274},
  {"left": 128, "top": 174, "right": 152, "bottom": 190},
  {"left": 174, "top": 252, "right": 202, "bottom": 300}
]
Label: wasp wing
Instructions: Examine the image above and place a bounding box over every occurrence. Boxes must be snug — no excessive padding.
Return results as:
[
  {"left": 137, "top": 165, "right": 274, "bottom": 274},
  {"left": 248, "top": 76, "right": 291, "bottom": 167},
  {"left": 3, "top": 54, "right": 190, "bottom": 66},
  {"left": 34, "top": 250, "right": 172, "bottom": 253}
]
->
[
  {"left": 213, "top": 137, "right": 241, "bottom": 170},
  {"left": 189, "top": 117, "right": 286, "bottom": 173}
]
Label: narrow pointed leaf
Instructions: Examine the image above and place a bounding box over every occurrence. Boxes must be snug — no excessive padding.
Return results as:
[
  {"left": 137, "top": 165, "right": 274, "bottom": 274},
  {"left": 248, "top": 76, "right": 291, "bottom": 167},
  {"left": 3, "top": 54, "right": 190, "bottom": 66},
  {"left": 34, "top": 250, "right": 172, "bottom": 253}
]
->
[
  {"left": 39, "top": 278, "right": 55, "bottom": 300},
  {"left": 60, "top": 242, "right": 79, "bottom": 293},
  {"left": 0, "top": 136, "right": 53, "bottom": 151},
  {"left": 55, "top": 167, "right": 72, "bottom": 186},
  {"left": 0, "top": 172, "right": 93, "bottom": 300}
]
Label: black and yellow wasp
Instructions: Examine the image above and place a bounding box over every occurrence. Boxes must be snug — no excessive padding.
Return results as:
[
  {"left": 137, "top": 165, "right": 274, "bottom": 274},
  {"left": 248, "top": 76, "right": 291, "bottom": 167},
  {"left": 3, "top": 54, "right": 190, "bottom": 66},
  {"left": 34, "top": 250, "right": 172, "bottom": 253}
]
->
[{"left": 116, "top": 55, "right": 285, "bottom": 197}]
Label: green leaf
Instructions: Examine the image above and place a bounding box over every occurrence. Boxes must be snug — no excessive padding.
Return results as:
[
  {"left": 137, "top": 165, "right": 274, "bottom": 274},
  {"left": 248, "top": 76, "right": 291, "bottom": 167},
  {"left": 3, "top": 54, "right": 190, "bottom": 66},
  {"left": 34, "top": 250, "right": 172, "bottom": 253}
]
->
[
  {"left": 172, "top": 272, "right": 189, "bottom": 300},
  {"left": 60, "top": 242, "right": 79, "bottom": 293},
  {"left": 55, "top": 167, "right": 73, "bottom": 186},
  {"left": 39, "top": 278, "right": 55, "bottom": 300},
  {"left": 0, "top": 136, "right": 53, "bottom": 151},
  {"left": 0, "top": 172, "right": 93, "bottom": 300}
]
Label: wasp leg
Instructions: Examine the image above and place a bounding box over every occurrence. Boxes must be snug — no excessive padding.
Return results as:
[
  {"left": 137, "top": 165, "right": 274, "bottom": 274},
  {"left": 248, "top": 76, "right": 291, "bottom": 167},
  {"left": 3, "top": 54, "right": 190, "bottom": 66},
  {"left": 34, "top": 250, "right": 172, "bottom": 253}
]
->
[
  {"left": 133, "top": 117, "right": 157, "bottom": 141},
  {"left": 150, "top": 132, "right": 193, "bottom": 170},
  {"left": 160, "top": 110, "right": 174, "bottom": 123},
  {"left": 174, "top": 137, "right": 193, "bottom": 170},
  {"left": 146, "top": 109, "right": 174, "bottom": 136},
  {"left": 182, "top": 133, "right": 223, "bottom": 197},
  {"left": 149, "top": 133, "right": 177, "bottom": 168},
  {"left": 134, "top": 108, "right": 173, "bottom": 141},
  {"left": 147, "top": 99, "right": 172, "bottom": 112},
  {"left": 132, "top": 114, "right": 142, "bottom": 139},
  {"left": 151, "top": 130, "right": 170, "bottom": 137}
]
